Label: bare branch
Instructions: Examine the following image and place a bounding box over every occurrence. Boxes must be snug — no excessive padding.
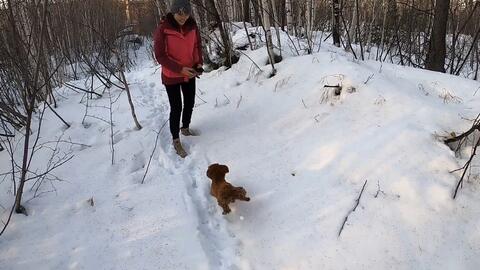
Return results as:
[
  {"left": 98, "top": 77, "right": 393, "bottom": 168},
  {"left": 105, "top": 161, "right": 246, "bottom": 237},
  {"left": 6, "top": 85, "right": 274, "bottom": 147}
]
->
[
  {"left": 338, "top": 180, "right": 368, "bottom": 237},
  {"left": 142, "top": 120, "right": 168, "bottom": 184}
]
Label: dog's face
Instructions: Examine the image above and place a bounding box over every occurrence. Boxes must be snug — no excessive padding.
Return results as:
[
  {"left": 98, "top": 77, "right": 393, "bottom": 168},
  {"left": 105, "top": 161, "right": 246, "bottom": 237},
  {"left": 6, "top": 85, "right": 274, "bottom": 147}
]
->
[{"left": 206, "top": 163, "right": 229, "bottom": 181}]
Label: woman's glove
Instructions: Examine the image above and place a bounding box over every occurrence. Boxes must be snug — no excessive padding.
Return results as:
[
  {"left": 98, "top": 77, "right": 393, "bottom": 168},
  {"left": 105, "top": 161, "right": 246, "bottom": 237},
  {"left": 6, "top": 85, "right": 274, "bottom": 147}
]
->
[{"left": 181, "top": 67, "right": 197, "bottom": 78}]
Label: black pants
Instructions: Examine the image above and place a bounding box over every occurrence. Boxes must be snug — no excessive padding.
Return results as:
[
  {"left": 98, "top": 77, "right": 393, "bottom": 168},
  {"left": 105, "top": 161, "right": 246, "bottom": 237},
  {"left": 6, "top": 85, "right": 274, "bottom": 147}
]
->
[{"left": 165, "top": 78, "right": 196, "bottom": 140}]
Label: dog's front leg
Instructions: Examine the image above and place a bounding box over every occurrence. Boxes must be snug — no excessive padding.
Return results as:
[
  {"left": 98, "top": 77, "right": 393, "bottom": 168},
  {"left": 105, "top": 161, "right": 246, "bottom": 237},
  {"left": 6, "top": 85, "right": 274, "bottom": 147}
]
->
[{"left": 219, "top": 201, "right": 231, "bottom": 215}]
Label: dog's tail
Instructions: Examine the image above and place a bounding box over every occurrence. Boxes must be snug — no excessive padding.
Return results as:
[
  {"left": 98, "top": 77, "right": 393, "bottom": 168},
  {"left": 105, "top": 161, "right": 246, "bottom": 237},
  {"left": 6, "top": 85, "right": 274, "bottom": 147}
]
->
[{"left": 233, "top": 187, "right": 250, "bottom": 201}]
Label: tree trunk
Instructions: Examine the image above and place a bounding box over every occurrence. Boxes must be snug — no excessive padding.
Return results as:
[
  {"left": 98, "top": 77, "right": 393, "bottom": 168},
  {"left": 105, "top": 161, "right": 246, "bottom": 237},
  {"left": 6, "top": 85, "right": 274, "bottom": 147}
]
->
[
  {"left": 125, "top": 0, "right": 131, "bottom": 24},
  {"left": 15, "top": 108, "right": 32, "bottom": 215},
  {"left": 306, "top": 0, "right": 313, "bottom": 52},
  {"left": 365, "top": 0, "right": 377, "bottom": 54},
  {"left": 120, "top": 69, "right": 142, "bottom": 130},
  {"left": 155, "top": 0, "right": 169, "bottom": 17},
  {"left": 377, "top": 0, "right": 388, "bottom": 60},
  {"left": 261, "top": 0, "right": 276, "bottom": 74},
  {"left": 425, "top": 0, "right": 450, "bottom": 72},
  {"left": 209, "top": 0, "right": 234, "bottom": 67},
  {"left": 286, "top": 0, "right": 293, "bottom": 35},
  {"left": 332, "top": 0, "right": 341, "bottom": 47},
  {"left": 355, "top": 0, "right": 364, "bottom": 60},
  {"left": 270, "top": 0, "right": 282, "bottom": 57},
  {"left": 243, "top": 0, "right": 251, "bottom": 23}
]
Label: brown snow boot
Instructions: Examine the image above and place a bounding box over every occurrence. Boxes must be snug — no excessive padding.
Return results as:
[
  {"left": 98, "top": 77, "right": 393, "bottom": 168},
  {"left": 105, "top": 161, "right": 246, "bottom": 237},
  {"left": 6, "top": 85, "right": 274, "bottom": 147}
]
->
[
  {"left": 180, "top": 127, "right": 198, "bottom": 136},
  {"left": 173, "top": 138, "right": 187, "bottom": 158}
]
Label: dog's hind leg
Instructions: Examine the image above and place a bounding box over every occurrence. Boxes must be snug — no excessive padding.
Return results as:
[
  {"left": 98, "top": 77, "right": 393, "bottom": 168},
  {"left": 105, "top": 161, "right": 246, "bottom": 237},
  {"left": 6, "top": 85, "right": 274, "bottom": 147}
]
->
[{"left": 219, "top": 201, "right": 231, "bottom": 215}]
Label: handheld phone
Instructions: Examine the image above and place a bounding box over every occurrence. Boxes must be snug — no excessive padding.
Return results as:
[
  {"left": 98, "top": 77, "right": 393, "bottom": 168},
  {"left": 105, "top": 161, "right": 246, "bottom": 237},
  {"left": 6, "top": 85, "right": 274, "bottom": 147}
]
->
[{"left": 194, "top": 67, "right": 204, "bottom": 78}]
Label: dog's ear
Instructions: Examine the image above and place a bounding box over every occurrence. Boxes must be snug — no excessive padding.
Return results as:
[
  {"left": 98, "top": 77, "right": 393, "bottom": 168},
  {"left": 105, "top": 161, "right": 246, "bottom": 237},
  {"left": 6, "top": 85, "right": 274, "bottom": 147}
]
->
[
  {"left": 207, "top": 163, "right": 220, "bottom": 180},
  {"left": 220, "top": 165, "right": 229, "bottom": 174},
  {"left": 206, "top": 164, "right": 215, "bottom": 179}
]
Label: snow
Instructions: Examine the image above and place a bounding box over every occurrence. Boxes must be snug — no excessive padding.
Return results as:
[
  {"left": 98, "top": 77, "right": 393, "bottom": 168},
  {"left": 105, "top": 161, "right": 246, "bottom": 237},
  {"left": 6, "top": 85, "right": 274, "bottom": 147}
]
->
[{"left": 1, "top": 28, "right": 480, "bottom": 270}]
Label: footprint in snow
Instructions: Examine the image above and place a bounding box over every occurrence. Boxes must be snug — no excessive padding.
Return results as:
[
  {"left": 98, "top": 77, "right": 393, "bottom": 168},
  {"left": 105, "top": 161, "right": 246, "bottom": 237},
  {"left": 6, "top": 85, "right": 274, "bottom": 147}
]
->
[{"left": 128, "top": 152, "right": 146, "bottom": 174}]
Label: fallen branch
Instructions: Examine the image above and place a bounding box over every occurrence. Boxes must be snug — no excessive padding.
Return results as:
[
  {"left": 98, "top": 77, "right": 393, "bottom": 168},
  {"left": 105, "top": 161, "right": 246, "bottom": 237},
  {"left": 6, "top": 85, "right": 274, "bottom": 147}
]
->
[
  {"left": 236, "top": 95, "right": 243, "bottom": 109},
  {"left": 118, "top": 68, "right": 142, "bottom": 130},
  {"left": 301, "top": 99, "right": 307, "bottom": 109},
  {"left": 0, "top": 203, "right": 15, "bottom": 237},
  {"left": 64, "top": 82, "right": 102, "bottom": 97},
  {"left": 338, "top": 180, "right": 368, "bottom": 237},
  {"left": 444, "top": 121, "right": 480, "bottom": 145},
  {"left": 108, "top": 87, "right": 115, "bottom": 165},
  {"left": 363, "top": 73, "right": 375, "bottom": 84},
  {"left": 45, "top": 101, "right": 70, "bottom": 128},
  {"left": 141, "top": 119, "right": 168, "bottom": 184},
  {"left": 444, "top": 114, "right": 480, "bottom": 199},
  {"left": 108, "top": 47, "right": 142, "bottom": 131},
  {"left": 195, "top": 93, "right": 207, "bottom": 107},
  {"left": 38, "top": 139, "right": 91, "bottom": 149}
]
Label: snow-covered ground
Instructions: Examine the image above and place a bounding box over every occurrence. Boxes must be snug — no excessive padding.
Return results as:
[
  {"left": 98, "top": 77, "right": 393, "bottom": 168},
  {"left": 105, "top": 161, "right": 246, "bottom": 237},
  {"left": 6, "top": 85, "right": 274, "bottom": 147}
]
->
[{"left": 1, "top": 29, "right": 480, "bottom": 270}]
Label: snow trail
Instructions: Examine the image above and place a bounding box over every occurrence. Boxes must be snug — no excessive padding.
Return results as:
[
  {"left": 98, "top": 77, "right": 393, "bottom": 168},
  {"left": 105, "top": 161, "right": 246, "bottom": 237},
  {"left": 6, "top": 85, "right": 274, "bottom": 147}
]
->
[{"left": 145, "top": 82, "right": 249, "bottom": 270}]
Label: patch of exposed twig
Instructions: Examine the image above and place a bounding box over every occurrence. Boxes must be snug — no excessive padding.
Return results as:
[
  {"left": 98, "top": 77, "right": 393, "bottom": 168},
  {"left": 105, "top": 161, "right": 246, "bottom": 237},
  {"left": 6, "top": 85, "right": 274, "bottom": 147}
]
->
[
  {"left": 195, "top": 93, "right": 207, "bottom": 107},
  {"left": 444, "top": 114, "right": 480, "bottom": 145},
  {"left": 439, "top": 89, "right": 463, "bottom": 104},
  {"left": 418, "top": 84, "right": 430, "bottom": 96},
  {"left": 320, "top": 85, "right": 342, "bottom": 103},
  {"left": 108, "top": 87, "right": 115, "bottom": 165},
  {"left": 141, "top": 120, "right": 168, "bottom": 184},
  {"left": 453, "top": 138, "right": 480, "bottom": 199},
  {"left": 302, "top": 99, "right": 308, "bottom": 109},
  {"left": 0, "top": 203, "right": 15, "bottom": 237},
  {"left": 64, "top": 82, "right": 102, "bottom": 97},
  {"left": 28, "top": 136, "right": 73, "bottom": 198},
  {"left": 338, "top": 180, "right": 368, "bottom": 237},
  {"left": 215, "top": 94, "right": 231, "bottom": 108},
  {"left": 374, "top": 180, "right": 386, "bottom": 198},
  {"left": 444, "top": 114, "right": 480, "bottom": 199},
  {"left": 236, "top": 95, "right": 243, "bottom": 109},
  {"left": 274, "top": 76, "right": 292, "bottom": 92},
  {"left": 363, "top": 73, "right": 375, "bottom": 84}
]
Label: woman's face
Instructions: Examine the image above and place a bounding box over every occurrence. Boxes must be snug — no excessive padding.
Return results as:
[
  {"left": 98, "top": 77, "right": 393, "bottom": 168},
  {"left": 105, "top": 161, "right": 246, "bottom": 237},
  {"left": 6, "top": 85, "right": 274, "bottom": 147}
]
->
[{"left": 174, "top": 11, "right": 190, "bottom": 26}]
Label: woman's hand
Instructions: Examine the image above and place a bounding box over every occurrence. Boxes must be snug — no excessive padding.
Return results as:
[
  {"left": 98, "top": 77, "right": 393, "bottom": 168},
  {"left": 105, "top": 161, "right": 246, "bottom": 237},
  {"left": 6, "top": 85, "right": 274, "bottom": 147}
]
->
[
  {"left": 181, "top": 67, "right": 197, "bottom": 78},
  {"left": 194, "top": 65, "right": 204, "bottom": 76}
]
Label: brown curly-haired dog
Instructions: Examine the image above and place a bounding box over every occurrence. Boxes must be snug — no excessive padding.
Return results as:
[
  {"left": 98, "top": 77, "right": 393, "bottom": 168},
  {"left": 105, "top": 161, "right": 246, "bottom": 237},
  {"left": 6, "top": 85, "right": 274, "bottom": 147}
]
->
[{"left": 206, "top": 163, "right": 250, "bottom": 215}]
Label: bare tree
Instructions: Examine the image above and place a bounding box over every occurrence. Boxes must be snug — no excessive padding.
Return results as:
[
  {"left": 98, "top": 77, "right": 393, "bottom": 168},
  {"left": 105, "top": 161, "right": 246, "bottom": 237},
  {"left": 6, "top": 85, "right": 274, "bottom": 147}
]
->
[
  {"left": 154, "top": 0, "right": 170, "bottom": 17},
  {"left": 202, "top": 0, "right": 235, "bottom": 67},
  {"left": 425, "top": 0, "right": 450, "bottom": 72},
  {"left": 306, "top": 0, "right": 314, "bottom": 52},
  {"left": 261, "top": 0, "right": 277, "bottom": 75},
  {"left": 286, "top": 0, "right": 294, "bottom": 35},
  {"left": 332, "top": 0, "right": 341, "bottom": 47}
]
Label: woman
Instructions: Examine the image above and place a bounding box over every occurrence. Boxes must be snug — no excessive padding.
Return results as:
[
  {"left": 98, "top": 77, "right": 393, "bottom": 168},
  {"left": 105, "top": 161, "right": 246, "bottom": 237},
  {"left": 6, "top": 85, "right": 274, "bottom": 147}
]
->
[{"left": 154, "top": 0, "right": 203, "bottom": 158}]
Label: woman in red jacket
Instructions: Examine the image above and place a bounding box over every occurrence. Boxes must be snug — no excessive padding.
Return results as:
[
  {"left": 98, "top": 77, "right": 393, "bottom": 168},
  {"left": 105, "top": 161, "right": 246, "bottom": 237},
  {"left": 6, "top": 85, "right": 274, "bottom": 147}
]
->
[{"left": 154, "top": 0, "right": 203, "bottom": 158}]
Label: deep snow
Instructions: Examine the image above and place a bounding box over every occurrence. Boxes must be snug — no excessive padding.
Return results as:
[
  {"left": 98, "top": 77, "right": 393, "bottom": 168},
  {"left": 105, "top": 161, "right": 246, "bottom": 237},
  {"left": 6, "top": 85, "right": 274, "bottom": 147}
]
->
[{"left": 1, "top": 28, "right": 480, "bottom": 270}]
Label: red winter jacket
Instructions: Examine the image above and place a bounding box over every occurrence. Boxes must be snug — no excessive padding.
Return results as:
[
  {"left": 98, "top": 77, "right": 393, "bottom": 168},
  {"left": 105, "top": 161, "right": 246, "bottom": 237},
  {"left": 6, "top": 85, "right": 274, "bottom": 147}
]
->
[{"left": 153, "top": 14, "right": 203, "bottom": 85}]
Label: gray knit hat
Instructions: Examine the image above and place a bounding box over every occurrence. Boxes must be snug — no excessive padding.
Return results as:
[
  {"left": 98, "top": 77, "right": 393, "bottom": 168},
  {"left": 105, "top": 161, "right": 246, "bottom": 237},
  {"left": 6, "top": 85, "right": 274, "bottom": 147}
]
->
[{"left": 170, "top": 0, "right": 192, "bottom": 14}]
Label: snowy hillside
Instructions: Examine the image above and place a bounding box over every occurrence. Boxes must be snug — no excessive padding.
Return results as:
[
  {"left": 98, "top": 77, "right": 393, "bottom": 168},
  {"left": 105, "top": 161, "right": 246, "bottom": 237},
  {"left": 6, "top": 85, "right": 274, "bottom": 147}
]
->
[{"left": 1, "top": 29, "right": 480, "bottom": 270}]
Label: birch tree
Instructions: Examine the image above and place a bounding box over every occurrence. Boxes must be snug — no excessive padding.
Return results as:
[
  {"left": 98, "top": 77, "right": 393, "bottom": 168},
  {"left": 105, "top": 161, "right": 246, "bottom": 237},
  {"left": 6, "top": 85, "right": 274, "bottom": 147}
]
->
[
  {"left": 261, "top": 0, "right": 277, "bottom": 75},
  {"left": 286, "top": 0, "right": 294, "bottom": 35},
  {"left": 306, "top": 0, "right": 313, "bottom": 52}
]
